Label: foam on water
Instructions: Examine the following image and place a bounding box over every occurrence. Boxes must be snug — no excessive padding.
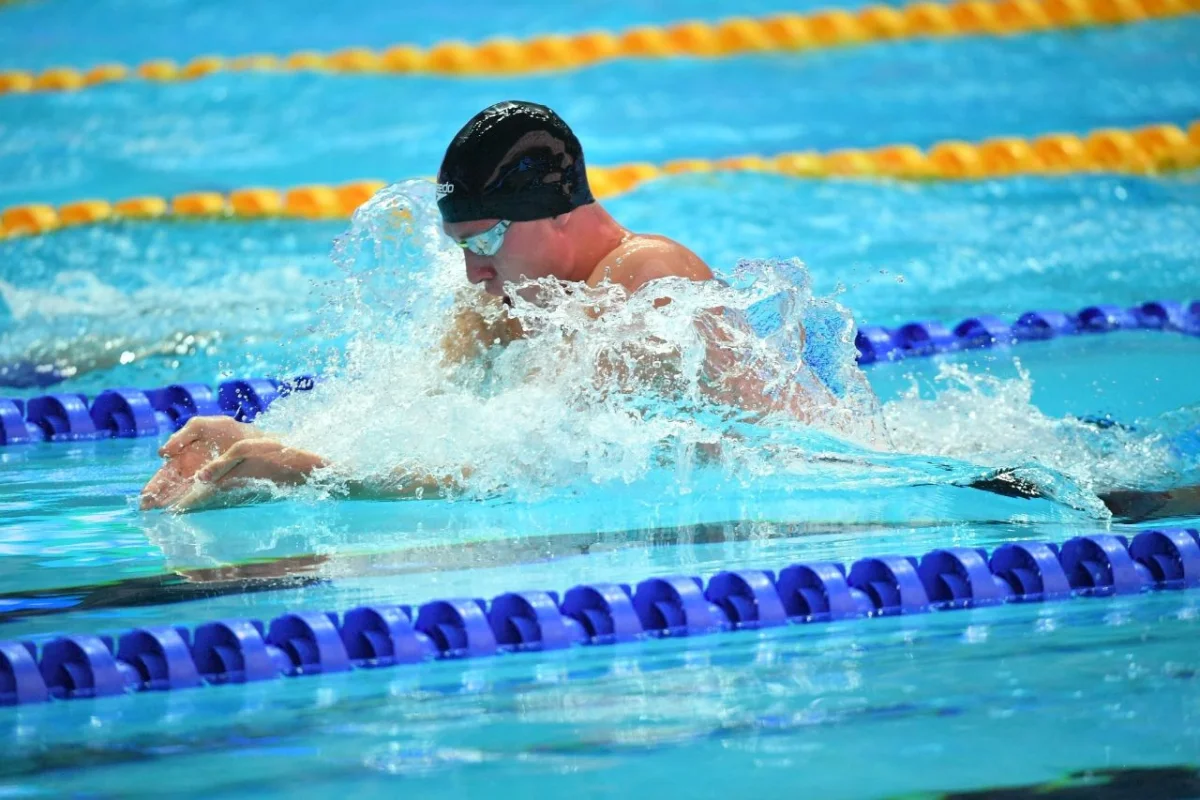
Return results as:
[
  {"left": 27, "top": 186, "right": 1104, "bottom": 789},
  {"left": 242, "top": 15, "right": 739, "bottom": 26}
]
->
[
  {"left": 0, "top": 269, "right": 236, "bottom": 383},
  {"left": 258, "top": 183, "right": 891, "bottom": 498},
  {"left": 884, "top": 361, "right": 1181, "bottom": 491},
  {"left": 0, "top": 222, "right": 333, "bottom": 391},
  {"left": 248, "top": 181, "right": 1188, "bottom": 519}
]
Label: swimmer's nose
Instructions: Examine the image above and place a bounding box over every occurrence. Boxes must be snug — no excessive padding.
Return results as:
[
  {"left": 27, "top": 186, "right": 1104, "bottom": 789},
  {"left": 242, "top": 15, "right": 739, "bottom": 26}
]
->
[{"left": 464, "top": 253, "right": 496, "bottom": 285}]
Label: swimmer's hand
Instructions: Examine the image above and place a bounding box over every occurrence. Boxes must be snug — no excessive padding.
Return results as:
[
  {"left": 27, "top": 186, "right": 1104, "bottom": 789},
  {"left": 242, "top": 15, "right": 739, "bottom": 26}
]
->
[
  {"left": 165, "top": 438, "right": 327, "bottom": 512},
  {"left": 440, "top": 291, "right": 522, "bottom": 366},
  {"left": 140, "top": 416, "right": 265, "bottom": 510}
]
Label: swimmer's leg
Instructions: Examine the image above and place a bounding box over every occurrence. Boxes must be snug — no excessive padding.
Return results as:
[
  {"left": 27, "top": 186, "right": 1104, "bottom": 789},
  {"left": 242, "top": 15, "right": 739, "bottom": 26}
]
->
[
  {"left": 1097, "top": 485, "right": 1200, "bottom": 523},
  {"left": 961, "top": 413, "right": 1200, "bottom": 522},
  {"left": 1076, "top": 415, "right": 1200, "bottom": 521},
  {"left": 962, "top": 468, "right": 1200, "bottom": 524}
]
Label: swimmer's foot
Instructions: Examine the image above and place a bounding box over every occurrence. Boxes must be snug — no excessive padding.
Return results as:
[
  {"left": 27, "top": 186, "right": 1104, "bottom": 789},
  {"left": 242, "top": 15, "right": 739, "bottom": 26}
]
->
[{"left": 962, "top": 468, "right": 1052, "bottom": 501}]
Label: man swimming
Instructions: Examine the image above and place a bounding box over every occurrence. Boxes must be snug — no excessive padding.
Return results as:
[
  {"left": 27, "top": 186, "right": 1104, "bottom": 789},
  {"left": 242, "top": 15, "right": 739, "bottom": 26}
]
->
[
  {"left": 141, "top": 100, "right": 719, "bottom": 511},
  {"left": 139, "top": 101, "right": 1200, "bottom": 523}
]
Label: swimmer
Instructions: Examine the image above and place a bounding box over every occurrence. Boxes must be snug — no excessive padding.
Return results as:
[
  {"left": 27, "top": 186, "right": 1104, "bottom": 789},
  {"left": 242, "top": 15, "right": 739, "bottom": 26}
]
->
[
  {"left": 139, "top": 101, "right": 1200, "bottom": 522},
  {"left": 141, "top": 100, "right": 726, "bottom": 512}
]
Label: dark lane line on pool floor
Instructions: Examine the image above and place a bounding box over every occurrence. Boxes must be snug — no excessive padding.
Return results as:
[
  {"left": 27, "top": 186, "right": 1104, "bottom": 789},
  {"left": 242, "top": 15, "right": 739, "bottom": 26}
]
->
[
  {"left": 0, "top": 518, "right": 1004, "bottom": 625},
  {"left": 934, "top": 765, "right": 1200, "bottom": 800}
]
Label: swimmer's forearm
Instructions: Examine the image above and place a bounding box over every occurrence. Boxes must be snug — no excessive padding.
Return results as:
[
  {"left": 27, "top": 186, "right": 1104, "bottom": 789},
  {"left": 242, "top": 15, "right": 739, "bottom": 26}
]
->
[
  {"left": 340, "top": 476, "right": 442, "bottom": 500},
  {"left": 340, "top": 466, "right": 473, "bottom": 501}
]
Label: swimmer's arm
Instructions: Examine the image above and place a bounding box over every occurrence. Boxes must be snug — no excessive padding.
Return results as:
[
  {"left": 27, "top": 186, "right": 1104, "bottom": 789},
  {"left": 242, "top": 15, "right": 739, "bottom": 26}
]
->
[
  {"left": 166, "top": 438, "right": 469, "bottom": 510},
  {"left": 962, "top": 471, "right": 1200, "bottom": 524},
  {"left": 341, "top": 466, "right": 473, "bottom": 501},
  {"left": 590, "top": 239, "right": 846, "bottom": 422}
]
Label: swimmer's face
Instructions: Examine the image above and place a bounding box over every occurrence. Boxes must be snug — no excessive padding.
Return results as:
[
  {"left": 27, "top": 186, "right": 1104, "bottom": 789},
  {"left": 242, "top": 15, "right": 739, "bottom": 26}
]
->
[{"left": 444, "top": 217, "right": 563, "bottom": 299}]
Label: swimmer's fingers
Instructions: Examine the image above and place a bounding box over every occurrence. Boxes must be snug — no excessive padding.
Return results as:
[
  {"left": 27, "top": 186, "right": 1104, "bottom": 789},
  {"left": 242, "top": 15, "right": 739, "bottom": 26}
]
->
[
  {"left": 159, "top": 416, "right": 215, "bottom": 457},
  {"left": 195, "top": 439, "right": 326, "bottom": 487},
  {"left": 162, "top": 441, "right": 326, "bottom": 513},
  {"left": 194, "top": 450, "right": 247, "bottom": 487},
  {"left": 139, "top": 462, "right": 188, "bottom": 510},
  {"left": 167, "top": 480, "right": 218, "bottom": 512},
  {"left": 158, "top": 416, "right": 256, "bottom": 458},
  {"left": 149, "top": 445, "right": 253, "bottom": 513},
  {"left": 158, "top": 430, "right": 197, "bottom": 459},
  {"left": 143, "top": 437, "right": 231, "bottom": 510},
  {"left": 169, "top": 478, "right": 256, "bottom": 513}
]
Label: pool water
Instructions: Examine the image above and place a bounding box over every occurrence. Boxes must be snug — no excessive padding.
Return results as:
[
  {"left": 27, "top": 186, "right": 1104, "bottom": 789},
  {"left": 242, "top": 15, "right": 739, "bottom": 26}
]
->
[
  {"left": 4, "top": 590, "right": 1199, "bottom": 799},
  {"left": 2, "top": 0, "right": 1200, "bottom": 797}
]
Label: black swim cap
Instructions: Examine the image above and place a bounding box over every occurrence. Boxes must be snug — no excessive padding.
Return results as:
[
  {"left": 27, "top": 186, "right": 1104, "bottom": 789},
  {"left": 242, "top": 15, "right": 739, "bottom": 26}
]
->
[{"left": 437, "top": 101, "right": 595, "bottom": 224}]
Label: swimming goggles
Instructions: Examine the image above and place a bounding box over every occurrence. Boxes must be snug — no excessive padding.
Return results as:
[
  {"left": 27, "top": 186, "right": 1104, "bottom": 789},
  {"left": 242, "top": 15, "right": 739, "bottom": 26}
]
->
[{"left": 453, "top": 220, "right": 511, "bottom": 257}]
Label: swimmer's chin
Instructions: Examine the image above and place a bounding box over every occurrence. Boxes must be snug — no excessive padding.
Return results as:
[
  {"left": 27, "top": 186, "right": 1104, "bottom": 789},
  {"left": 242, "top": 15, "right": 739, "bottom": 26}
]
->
[{"left": 480, "top": 277, "right": 506, "bottom": 298}]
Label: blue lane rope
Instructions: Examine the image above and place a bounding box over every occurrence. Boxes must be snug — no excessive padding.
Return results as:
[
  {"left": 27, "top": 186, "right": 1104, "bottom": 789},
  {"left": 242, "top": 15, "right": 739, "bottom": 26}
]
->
[
  {"left": 853, "top": 298, "right": 1200, "bottom": 364},
  {"left": 2, "top": 298, "right": 1198, "bottom": 447},
  {"left": 0, "top": 376, "right": 315, "bottom": 447},
  {"left": 2, "top": 529, "right": 1198, "bottom": 707}
]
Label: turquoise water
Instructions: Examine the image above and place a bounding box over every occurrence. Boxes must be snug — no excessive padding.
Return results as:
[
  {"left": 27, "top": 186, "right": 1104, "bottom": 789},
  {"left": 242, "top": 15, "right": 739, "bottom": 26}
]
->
[
  {"left": 3, "top": 20, "right": 1200, "bottom": 207},
  {"left": 5, "top": 174, "right": 1200, "bottom": 393},
  {"left": 3, "top": 0, "right": 1200, "bottom": 797},
  {"left": 0, "top": 0, "right": 915, "bottom": 71},
  {"left": 3, "top": 329, "right": 1199, "bottom": 796},
  {"left": 3, "top": 590, "right": 1199, "bottom": 799}
]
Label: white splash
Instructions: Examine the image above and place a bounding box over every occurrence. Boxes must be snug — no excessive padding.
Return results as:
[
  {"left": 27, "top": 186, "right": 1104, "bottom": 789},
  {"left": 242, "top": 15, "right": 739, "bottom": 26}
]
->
[
  {"left": 0, "top": 263, "right": 313, "bottom": 384},
  {"left": 257, "top": 181, "right": 893, "bottom": 500},
  {"left": 255, "top": 180, "right": 1186, "bottom": 517},
  {"left": 881, "top": 361, "right": 1176, "bottom": 493}
]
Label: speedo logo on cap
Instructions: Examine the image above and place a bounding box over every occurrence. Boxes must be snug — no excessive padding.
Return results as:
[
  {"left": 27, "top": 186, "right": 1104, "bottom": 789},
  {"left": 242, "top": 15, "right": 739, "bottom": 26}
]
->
[{"left": 435, "top": 182, "right": 455, "bottom": 200}]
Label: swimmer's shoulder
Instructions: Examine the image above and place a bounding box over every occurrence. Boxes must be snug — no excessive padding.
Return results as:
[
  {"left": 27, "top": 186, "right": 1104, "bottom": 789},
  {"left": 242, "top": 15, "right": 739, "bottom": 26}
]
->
[{"left": 587, "top": 233, "right": 712, "bottom": 295}]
